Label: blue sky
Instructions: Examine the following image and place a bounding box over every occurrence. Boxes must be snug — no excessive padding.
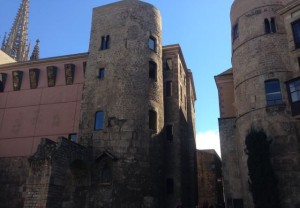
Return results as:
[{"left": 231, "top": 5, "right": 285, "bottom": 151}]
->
[{"left": 0, "top": 0, "right": 234, "bottom": 155}]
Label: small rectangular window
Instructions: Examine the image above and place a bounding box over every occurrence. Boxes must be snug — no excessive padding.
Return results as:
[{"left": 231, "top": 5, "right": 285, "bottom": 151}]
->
[
  {"left": 292, "top": 19, "right": 300, "bottom": 49},
  {"left": 99, "top": 68, "right": 105, "bottom": 79},
  {"left": 265, "top": 79, "right": 283, "bottom": 106},
  {"left": 95, "top": 111, "right": 104, "bottom": 130},
  {"left": 65, "top": 64, "right": 75, "bottom": 85},
  {"left": 149, "top": 36, "right": 156, "bottom": 51},
  {"left": 47, "top": 66, "right": 58, "bottom": 87},
  {"left": 149, "top": 110, "right": 157, "bottom": 132},
  {"left": 166, "top": 58, "right": 173, "bottom": 70},
  {"left": 0, "top": 73, "right": 7, "bottom": 92},
  {"left": 271, "top": 18, "right": 276, "bottom": 33},
  {"left": 288, "top": 79, "right": 300, "bottom": 103},
  {"left": 166, "top": 125, "right": 173, "bottom": 141},
  {"left": 29, "top": 68, "right": 40, "bottom": 89},
  {"left": 232, "top": 23, "right": 239, "bottom": 40},
  {"left": 12, "top": 71, "right": 23, "bottom": 91},
  {"left": 149, "top": 61, "right": 157, "bottom": 80},
  {"left": 68, "top": 133, "right": 77, "bottom": 142},
  {"left": 166, "top": 178, "right": 174, "bottom": 194},
  {"left": 265, "top": 19, "right": 271, "bottom": 34},
  {"left": 166, "top": 81, "right": 172, "bottom": 96}
]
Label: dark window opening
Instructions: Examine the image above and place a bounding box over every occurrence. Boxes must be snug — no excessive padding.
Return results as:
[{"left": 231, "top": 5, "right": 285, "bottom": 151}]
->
[
  {"left": 166, "top": 125, "right": 173, "bottom": 141},
  {"left": 29, "top": 68, "right": 40, "bottom": 89},
  {"left": 149, "top": 36, "right": 156, "bottom": 51},
  {"left": 166, "top": 81, "right": 172, "bottom": 96},
  {"left": 95, "top": 111, "right": 104, "bottom": 130},
  {"left": 100, "top": 35, "right": 110, "bottom": 50},
  {"left": 100, "top": 163, "right": 112, "bottom": 184},
  {"left": 65, "top": 64, "right": 75, "bottom": 85},
  {"left": 12, "top": 71, "right": 23, "bottom": 91},
  {"left": 99, "top": 68, "right": 105, "bottom": 79},
  {"left": 149, "top": 109, "right": 157, "bottom": 132},
  {"left": 166, "top": 178, "right": 174, "bottom": 194},
  {"left": 0, "top": 73, "right": 7, "bottom": 92},
  {"left": 232, "top": 23, "right": 239, "bottom": 40},
  {"left": 149, "top": 61, "right": 157, "bottom": 80},
  {"left": 166, "top": 58, "right": 173, "bottom": 70},
  {"left": 265, "top": 79, "right": 283, "bottom": 106},
  {"left": 265, "top": 18, "right": 276, "bottom": 34},
  {"left": 47, "top": 66, "right": 58, "bottom": 87},
  {"left": 83, "top": 62, "right": 87, "bottom": 77},
  {"left": 292, "top": 19, "right": 300, "bottom": 48},
  {"left": 68, "top": 133, "right": 77, "bottom": 142},
  {"left": 271, "top": 18, "right": 276, "bottom": 33},
  {"left": 265, "top": 19, "right": 271, "bottom": 34},
  {"left": 288, "top": 79, "right": 300, "bottom": 103}
]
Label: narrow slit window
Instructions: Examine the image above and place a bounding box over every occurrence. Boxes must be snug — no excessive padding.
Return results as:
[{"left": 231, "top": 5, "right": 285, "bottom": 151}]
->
[
  {"left": 149, "top": 109, "right": 157, "bottom": 132},
  {"left": 149, "top": 61, "right": 157, "bottom": 80},
  {"left": 264, "top": 19, "right": 271, "bottom": 34},
  {"left": 166, "top": 81, "right": 172, "bottom": 96},
  {"left": 270, "top": 18, "right": 276, "bottom": 33},
  {"left": 99, "top": 68, "right": 105, "bottom": 79},
  {"left": 83, "top": 62, "right": 87, "bottom": 77},
  {"left": 12, "top": 71, "right": 23, "bottom": 91},
  {"left": 149, "top": 36, "right": 156, "bottom": 51},
  {"left": 0, "top": 73, "right": 7, "bottom": 92},
  {"left": 47, "top": 66, "right": 58, "bottom": 87},
  {"left": 166, "top": 178, "right": 174, "bottom": 194},
  {"left": 166, "top": 125, "right": 173, "bottom": 141},
  {"left": 105, "top": 35, "right": 110, "bottom": 49},
  {"left": 95, "top": 111, "right": 104, "bottom": 130},
  {"left": 29, "top": 68, "right": 40, "bottom": 89},
  {"left": 65, "top": 64, "right": 75, "bottom": 85},
  {"left": 232, "top": 23, "right": 239, "bottom": 40},
  {"left": 265, "top": 79, "right": 283, "bottom": 106}
]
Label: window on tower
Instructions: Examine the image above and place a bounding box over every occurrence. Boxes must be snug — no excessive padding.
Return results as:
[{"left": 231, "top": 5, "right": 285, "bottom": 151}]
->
[
  {"left": 265, "top": 18, "right": 276, "bottom": 34},
  {"left": 99, "top": 68, "right": 105, "bottom": 79},
  {"left": 149, "top": 61, "right": 157, "bottom": 80},
  {"left": 166, "top": 81, "right": 172, "bottom": 97},
  {"left": 149, "top": 109, "right": 157, "bottom": 132},
  {"left": 264, "top": 79, "right": 283, "bottom": 106},
  {"left": 286, "top": 77, "right": 300, "bottom": 117},
  {"left": 292, "top": 19, "right": 300, "bottom": 49},
  {"left": 166, "top": 58, "right": 173, "bottom": 70},
  {"left": 149, "top": 36, "right": 156, "bottom": 51},
  {"left": 100, "top": 35, "right": 110, "bottom": 50},
  {"left": 232, "top": 23, "right": 239, "bottom": 41},
  {"left": 166, "top": 125, "right": 173, "bottom": 141},
  {"left": 95, "top": 111, "right": 104, "bottom": 130}
]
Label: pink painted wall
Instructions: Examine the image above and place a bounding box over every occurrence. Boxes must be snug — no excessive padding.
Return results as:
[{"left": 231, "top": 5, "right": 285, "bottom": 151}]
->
[{"left": 0, "top": 55, "right": 87, "bottom": 157}]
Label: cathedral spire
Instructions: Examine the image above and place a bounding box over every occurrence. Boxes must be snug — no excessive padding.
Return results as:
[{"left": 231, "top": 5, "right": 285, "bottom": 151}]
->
[
  {"left": 30, "top": 39, "right": 39, "bottom": 61},
  {"left": 2, "top": 0, "right": 30, "bottom": 62}
]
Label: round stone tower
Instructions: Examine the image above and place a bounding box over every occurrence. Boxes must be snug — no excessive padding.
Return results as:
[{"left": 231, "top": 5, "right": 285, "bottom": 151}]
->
[
  {"left": 79, "top": 0, "right": 164, "bottom": 207},
  {"left": 231, "top": 0, "right": 300, "bottom": 207}
]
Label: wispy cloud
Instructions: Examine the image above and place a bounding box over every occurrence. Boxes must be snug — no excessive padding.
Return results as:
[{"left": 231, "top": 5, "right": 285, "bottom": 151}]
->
[{"left": 196, "top": 130, "right": 221, "bottom": 157}]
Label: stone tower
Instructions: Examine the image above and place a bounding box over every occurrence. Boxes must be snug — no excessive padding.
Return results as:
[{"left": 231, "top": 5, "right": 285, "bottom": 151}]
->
[
  {"left": 1, "top": 0, "right": 30, "bottom": 61},
  {"left": 229, "top": 0, "right": 300, "bottom": 207},
  {"left": 79, "top": 0, "right": 164, "bottom": 207}
]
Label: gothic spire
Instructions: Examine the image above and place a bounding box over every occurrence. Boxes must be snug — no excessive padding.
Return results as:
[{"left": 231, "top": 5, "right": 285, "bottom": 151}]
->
[
  {"left": 30, "top": 39, "right": 39, "bottom": 61},
  {"left": 2, "top": 0, "right": 30, "bottom": 62}
]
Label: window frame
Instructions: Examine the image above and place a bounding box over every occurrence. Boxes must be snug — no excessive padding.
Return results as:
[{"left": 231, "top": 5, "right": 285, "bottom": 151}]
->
[
  {"left": 292, "top": 19, "right": 300, "bottom": 49},
  {"left": 264, "top": 79, "right": 283, "bottom": 106},
  {"left": 95, "top": 111, "right": 104, "bottom": 130},
  {"left": 149, "top": 36, "right": 157, "bottom": 52},
  {"left": 149, "top": 61, "right": 157, "bottom": 81},
  {"left": 47, "top": 66, "right": 58, "bottom": 87},
  {"left": 12, "top": 71, "right": 23, "bottom": 91},
  {"left": 99, "top": 68, "right": 105, "bottom": 79},
  {"left": 29, "top": 68, "right": 40, "bottom": 89}
]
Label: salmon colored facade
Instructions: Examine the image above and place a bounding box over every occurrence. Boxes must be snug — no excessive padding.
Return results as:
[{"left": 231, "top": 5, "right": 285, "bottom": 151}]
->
[{"left": 0, "top": 53, "right": 87, "bottom": 157}]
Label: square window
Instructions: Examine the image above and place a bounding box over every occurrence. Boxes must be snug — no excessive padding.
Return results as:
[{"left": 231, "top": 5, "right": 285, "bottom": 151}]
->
[{"left": 68, "top": 133, "right": 77, "bottom": 142}]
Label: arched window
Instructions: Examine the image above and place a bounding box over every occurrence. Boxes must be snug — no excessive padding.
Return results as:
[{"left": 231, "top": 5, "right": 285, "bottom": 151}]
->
[{"left": 264, "top": 80, "right": 283, "bottom": 106}]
